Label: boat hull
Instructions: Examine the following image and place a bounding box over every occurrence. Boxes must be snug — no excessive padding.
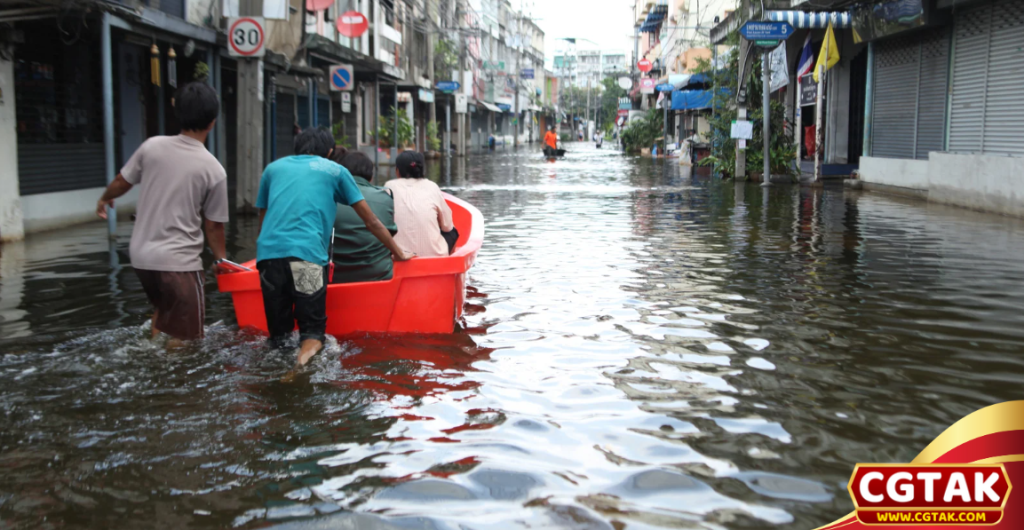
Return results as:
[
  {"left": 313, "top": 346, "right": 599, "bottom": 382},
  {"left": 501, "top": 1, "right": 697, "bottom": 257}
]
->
[{"left": 217, "top": 193, "right": 484, "bottom": 336}]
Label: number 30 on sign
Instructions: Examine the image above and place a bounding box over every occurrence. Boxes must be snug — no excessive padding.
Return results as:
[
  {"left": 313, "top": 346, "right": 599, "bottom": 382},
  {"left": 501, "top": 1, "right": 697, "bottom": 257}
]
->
[{"left": 228, "top": 17, "right": 266, "bottom": 57}]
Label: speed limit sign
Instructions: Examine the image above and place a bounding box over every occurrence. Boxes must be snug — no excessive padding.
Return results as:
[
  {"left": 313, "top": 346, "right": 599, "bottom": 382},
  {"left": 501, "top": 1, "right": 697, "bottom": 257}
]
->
[{"left": 228, "top": 17, "right": 265, "bottom": 57}]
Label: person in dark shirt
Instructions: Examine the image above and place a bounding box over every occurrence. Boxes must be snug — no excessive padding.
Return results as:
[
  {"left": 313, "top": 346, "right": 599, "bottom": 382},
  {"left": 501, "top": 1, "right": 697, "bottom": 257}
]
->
[{"left": 330, "top": 150, "right": 399, "bottom": 283}]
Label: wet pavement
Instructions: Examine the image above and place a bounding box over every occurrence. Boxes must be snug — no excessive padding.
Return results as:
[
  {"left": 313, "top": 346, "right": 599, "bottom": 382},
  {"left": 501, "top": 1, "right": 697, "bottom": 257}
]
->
[{"left": 2, "top": 144, "right": 1024, "bottom": 529}]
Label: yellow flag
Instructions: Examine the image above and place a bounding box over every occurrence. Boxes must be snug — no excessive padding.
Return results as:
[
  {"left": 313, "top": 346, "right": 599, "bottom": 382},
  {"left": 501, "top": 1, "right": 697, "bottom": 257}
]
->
[{"left": 813, "top": 22, "right": 839, "bottom": 83}]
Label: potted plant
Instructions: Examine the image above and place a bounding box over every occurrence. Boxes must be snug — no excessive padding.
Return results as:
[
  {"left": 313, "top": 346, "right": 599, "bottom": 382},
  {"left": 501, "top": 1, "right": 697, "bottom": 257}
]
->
[{"left": 425, "top": 121, "right": 441, "bottom": 159}]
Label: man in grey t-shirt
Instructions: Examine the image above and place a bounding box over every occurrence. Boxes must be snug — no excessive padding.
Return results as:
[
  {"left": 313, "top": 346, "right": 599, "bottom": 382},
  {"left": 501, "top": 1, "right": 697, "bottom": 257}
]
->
[{"left": 96, "top": 82, "right": 228, "bottom": 342}]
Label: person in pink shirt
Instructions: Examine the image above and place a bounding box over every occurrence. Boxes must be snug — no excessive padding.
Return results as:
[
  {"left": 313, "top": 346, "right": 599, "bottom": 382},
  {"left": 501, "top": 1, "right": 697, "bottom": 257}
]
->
[{"left": 384, "top": 151, "right": 455, "bottom": 257}]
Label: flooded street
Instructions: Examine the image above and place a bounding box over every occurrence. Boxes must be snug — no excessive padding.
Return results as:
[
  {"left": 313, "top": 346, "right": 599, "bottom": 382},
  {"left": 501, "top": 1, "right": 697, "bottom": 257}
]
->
[{"left": 3, "top": 145, "right": 1024, "bottom": 529}]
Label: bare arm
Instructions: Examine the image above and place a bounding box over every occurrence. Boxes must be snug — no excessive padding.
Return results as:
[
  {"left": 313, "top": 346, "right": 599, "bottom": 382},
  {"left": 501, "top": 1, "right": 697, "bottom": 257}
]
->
[
  {"left": 96, "top": 174, "right": 133, "bottom": 219},
  {"left": 204, "top": 220, "right": 227, "bottom": 262},
  {"left": 437, "top": 190, "right": 454, "bottom": 232},
  {"left": 352, "top": 200, "right": 414, "bottom": 261}
]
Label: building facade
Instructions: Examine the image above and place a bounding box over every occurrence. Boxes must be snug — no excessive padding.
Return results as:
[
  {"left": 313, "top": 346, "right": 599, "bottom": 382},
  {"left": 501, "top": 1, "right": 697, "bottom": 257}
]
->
[{"left": 0, "top": 0, "right": 545, "bottom": 240}]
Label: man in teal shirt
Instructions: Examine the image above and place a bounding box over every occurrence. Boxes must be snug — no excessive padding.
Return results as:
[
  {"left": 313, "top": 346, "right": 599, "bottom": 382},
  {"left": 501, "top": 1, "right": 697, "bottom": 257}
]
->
[
  {"left": 330, "top": 151, "right": 398, "bottom": 283},
  {"left": 256, "top": 128, "right": 413, "bottom": 368}
]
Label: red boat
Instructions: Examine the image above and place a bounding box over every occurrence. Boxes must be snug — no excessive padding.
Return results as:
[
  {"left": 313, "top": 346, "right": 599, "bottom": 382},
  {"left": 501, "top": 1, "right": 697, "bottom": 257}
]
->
[{"left": 217, "top": 193, "right": 483, "bottom": 335}]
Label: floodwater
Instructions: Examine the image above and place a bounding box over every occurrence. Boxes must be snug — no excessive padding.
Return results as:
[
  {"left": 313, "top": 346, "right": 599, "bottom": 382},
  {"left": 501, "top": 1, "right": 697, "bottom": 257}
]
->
[{"left": 3, "top": 145, "right": 1024, "bottom": 530}]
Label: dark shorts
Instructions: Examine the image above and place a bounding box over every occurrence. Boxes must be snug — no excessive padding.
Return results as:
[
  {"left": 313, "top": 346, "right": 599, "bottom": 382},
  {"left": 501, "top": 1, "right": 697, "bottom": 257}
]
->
[
  {"left": 135, "top": 269, "right": 206, "bottom": 340},
  {"left": 257, "top": 258, "right": 328, "bottom": 346}
]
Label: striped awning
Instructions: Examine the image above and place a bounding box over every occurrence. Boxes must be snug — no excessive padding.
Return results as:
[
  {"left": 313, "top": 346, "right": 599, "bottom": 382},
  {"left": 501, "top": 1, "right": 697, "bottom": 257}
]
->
[
  {"left": 639, "top": 1, "right": 669, "bottom": 33},
  {"left": 767, "top": 10, "right": 851, "bottom": 28}
]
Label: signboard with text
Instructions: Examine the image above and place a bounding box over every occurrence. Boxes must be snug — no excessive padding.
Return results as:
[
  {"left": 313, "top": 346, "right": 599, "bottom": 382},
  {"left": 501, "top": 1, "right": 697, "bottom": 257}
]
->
[
  {"left": 640, "top": 77, "right": 656, "bottom": 94},
  {"left": 739, "top": 21, "right": 794, "bottom": 40},
  {"left": 800, "top": 75, "right": 817, "bottom": 106}
]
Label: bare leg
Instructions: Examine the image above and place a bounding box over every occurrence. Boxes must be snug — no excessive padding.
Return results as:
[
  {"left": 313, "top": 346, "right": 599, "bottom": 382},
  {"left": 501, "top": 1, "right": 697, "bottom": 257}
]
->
[
  {"left": 296, "top": 339, "right": 323, "bottom": 367},
  {"left": 151, "top": 312, "right": 161, "bottom": 339}
]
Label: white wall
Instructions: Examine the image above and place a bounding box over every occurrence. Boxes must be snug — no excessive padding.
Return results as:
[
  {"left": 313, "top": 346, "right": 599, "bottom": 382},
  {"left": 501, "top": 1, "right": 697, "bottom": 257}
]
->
[
  {"left": 22, "top": 187, "right": 139, "bottom": 234},
  {"left": 928, "top": 153, "right": 1024, "bottom": 218},
  {"left": 860, "top": 153, "right": 1024, "bottom": 218},
  {"left": 860, "top": 156, "right": 931, "bottom": 190},
  {"left": 0, "top": 55, "right": 24, "bottom": 242}
]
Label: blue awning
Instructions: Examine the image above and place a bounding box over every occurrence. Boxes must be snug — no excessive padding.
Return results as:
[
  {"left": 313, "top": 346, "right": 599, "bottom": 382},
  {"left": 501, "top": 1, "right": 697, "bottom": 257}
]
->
[
  {"left": 639, "top": 2, "right": 669, "bottom": 33},
  {"left": 767, "top": 10, "right": 851, "bottom": 28},
  {"left": 671, "top": 89, "right": 714, "bottom": 111}
]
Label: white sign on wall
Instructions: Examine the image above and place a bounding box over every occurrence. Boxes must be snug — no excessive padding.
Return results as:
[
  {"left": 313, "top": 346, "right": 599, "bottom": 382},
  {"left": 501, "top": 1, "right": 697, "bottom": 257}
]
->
[
  {"left": 341, "top": 92, "right": 351, "bottom": 113},
  {"left": 455, "top": 94, "right": 468, "bottom": 114},
  {"left": 731, "top": 120, "right": 754, "bottom": 140}
]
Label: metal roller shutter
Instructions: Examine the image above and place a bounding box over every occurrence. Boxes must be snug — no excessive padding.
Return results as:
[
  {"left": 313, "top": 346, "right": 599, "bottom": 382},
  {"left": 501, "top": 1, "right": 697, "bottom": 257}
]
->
[
  {"left": 15, "top": 19, "right": 105, "bottom": 195},
  {"left": 915, "top": 28, "right": 951, "bottom": 158},
  {"left": 871, "top": 36, "right": 919, "bottom": 159},
  {"left": 949, "top": 0, "right": 1024, "bottom": 156},
  {"left": 275, "top": 94, "right": 296, "bottom": 159},
  {"left": 317, "top": 96, "right": 331, "bottom": 129},
  {"left": 870, "top": 27, "right": 950, "bottom": 160}
]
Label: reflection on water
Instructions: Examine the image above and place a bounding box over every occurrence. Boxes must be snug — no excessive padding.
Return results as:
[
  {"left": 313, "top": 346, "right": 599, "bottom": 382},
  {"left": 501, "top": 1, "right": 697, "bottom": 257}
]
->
[{"left": 2, "top": 145, "right": 1024, "bottom": 529}]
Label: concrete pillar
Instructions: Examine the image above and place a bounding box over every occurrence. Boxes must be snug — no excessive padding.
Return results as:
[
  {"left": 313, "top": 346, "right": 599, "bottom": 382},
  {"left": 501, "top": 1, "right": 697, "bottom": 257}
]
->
[
  {"left": 0, "top": 54, "right": 25, "bottom": 242},
  {"left": 236, "top": 58, "right": 265, "bottom": 212}
]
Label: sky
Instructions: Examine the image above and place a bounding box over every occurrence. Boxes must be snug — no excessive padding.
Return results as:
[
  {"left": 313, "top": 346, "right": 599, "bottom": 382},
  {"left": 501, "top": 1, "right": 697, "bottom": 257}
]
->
[{"left": 519, "top": 0, "right": 636, "bottom": 66}]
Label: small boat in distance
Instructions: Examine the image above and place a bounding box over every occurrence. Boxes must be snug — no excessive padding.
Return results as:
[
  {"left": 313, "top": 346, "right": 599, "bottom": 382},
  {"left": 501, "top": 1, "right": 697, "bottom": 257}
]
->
[{"left": 218, "top": 193, "right": 484, "bottom": 336}]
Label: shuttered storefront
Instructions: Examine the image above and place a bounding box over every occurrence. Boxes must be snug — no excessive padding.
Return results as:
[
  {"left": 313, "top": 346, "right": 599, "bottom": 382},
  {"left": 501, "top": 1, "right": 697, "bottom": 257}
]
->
[
  {"left": 15, "top": 19, "right": 105, "bottom": 195},
  {"left": 870, "top": 27, "right": 950, "bottom": 160},
  {"left": 275, "top": 93, "right": 296, "bottom": 159},
  {"left": 948, "top": 0, "right": 1024, "bottom": 156}
]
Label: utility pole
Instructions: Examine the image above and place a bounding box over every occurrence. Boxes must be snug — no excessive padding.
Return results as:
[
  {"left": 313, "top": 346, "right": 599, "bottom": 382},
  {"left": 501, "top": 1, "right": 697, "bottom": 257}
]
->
[
  {"left": 427, "top": 0, "right": 437, "bottom": 127},
  {"left": 761, "top": 49, "right": 771, "bottom": 187},
  {"left": 586, "top": 75, "right": 591, "bottom": 138},
  {"left": 513, "top": 13, "right": 520, "bottom": 148},
  {"left": 813, "top": 34, "right": 828, "bottom": 183},
  {"left": 236, "top": 0, "right": 265, "bottom": 213},
  {"left": 457, "top": 17, "right": 468, "bottom": 157}
]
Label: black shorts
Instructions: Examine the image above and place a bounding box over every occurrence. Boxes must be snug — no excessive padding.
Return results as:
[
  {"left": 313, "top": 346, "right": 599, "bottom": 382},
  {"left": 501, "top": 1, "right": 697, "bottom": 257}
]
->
[{"left": 257, "top": 258, "right": 328, "bottom": 346}]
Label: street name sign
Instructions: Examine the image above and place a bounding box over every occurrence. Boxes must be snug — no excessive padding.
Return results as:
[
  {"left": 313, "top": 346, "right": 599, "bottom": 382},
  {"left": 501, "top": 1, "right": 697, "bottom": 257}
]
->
[
  {"left": 520, "top": 68, "right": 535, "bottom": 79},
  {"left": 656, "top": 83, "right": 675, "bottom": 92},
  {"left": 755, "top": 39, "right": 780, "bottom": 47},
  {"left": 739, "top": 21, "right": 794, "bottom": 41},
  {"left": 436, "top": 81, "right": 461, "bottom": 93},
  {"left": 228, "top": 17, "right": 266, "bottom": 57}
]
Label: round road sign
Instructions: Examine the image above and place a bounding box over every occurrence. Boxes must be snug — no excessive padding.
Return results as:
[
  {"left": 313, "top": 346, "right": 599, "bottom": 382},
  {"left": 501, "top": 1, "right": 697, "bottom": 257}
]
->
[
  {"left": 617, "top": 76, "right": 633, "bottom": 90},
  {"left": 228, "top": 17, "right": 265, "bottom": 57},
  {"left": 337, "top": 11, "right": 369, "bottom": 38},
  {"left": 329, "top": 64, "right": 354, "bottom": 91},
  {"left": 637, "top": 59, "right": 652, "bottom": 73}
]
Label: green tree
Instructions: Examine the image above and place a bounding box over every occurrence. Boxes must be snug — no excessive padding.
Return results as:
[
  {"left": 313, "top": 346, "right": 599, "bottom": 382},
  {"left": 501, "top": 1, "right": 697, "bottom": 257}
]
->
[
  {"left": 598, "top": 75, "right": 627, "bottom": 132},
  {"left": 693, "top": 32, "right": 796, "bottom": 180}
]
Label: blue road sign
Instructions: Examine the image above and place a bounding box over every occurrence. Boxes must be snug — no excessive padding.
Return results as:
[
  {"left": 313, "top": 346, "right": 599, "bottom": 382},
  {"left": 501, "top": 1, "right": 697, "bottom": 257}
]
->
[
  {"left": 496, "top": 103, "right": 511, "bottom": 111},
  {"left": 739, "top": 21, "right": 794, "bottom": 41},
  {"left": 520, "top": 68, "right": 535, "bottom": 79},
  {"left": 436, "top": 81, "right": 461, "bottom": 93},
  {"left": 656, "top": 83, "right": 675, "bottom": 92},
  {"left": 329, "top": 64, "right": 354, "bottom": 91}
]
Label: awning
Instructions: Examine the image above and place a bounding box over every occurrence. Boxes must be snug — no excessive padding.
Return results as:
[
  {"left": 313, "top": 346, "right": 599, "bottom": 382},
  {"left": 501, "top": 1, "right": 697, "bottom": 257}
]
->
[
  {"left": 767, "top": 10, "right": 851, "bottom": 28},
  {"left": 639, "top": 0, "right": 668, "bottom": 33},
  {"left": 477, "top": 100, "right": 502, "bottom": 113},
  {"left": 671, "top": 89, "right": 714, "bottom": 111}
]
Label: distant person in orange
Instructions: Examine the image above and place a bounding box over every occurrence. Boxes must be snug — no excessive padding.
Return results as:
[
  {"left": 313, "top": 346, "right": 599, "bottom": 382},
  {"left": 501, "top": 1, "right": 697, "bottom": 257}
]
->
[{"left": 543, "top": 127, "right": 558, "bottom": 157}]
